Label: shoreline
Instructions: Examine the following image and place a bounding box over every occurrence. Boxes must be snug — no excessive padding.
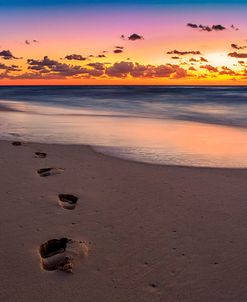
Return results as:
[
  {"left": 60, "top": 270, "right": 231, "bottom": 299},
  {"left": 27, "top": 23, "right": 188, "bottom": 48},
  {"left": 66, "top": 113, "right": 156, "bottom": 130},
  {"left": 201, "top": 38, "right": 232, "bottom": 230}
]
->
[
  {"left": 1, "top": 139, "right": 247, "bottom": 301},
  {"left": 2, "top": 138, "right": 247, "bottom": 171}
]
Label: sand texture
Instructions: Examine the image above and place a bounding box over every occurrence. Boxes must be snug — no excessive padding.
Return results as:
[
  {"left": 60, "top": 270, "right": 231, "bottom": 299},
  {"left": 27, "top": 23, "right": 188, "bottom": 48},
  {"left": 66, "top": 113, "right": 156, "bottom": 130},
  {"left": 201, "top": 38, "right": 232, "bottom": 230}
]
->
[{"left": 0, "top": 140, "right": 247, "bottom": 302}]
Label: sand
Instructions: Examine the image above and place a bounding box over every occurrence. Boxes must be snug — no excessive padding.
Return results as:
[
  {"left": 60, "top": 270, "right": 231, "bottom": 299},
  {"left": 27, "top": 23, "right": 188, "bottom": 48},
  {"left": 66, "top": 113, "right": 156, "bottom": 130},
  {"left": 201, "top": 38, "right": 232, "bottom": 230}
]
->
[{"left": 0, "top": 139, "right": 247, "bottom": 302}]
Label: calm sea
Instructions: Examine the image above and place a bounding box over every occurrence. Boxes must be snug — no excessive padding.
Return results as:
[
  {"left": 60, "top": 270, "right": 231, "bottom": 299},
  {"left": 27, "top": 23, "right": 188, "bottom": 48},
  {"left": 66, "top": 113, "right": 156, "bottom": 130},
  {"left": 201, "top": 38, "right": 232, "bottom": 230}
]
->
[{"left": 0, "top": 85, "right": 246, "bottom": 167}]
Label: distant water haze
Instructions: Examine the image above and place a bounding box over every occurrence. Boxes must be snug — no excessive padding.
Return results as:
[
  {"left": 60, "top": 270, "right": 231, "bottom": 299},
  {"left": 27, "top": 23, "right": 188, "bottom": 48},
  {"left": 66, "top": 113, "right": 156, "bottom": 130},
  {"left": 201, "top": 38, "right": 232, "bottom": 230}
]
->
[{"left": 0, "top": 86, "right": 246, "bottom": 167}]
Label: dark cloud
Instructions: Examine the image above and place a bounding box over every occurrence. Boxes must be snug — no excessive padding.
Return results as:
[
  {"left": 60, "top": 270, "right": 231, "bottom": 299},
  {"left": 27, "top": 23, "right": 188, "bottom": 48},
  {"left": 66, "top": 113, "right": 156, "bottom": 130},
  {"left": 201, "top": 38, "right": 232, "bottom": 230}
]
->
[
  {"left": 238, "top": 60, "right": 245, "bottom": 65},
  {"left": 189, "top": 66, "right": 197, "bottom": 71},
  {"left": 121, "top": 33, "right": 144, "bottom": 41},
  {"left": 231, "top": 43, "right": 246, "bottom": 50},
  {"left": 231, "top": 24, "right": 239, "bottom": 31},
  {"left": 167, "top": 50, "right": 201, "bottom": 56},
  {"left": 187, "top": 23, "right": 226, "bottom": 32},
  {"left": 106, "top": 61, "right": 134, "bottom": 77},
  {"left": 212, "top": 25, "right": 226, "bottom": 31},
  {"left": 65, "top": 54, "right": 87, "bottom": 61},
  {"left": 187, "top": 23, "right": 198, "bottom": 29},
  {"left": 219, "top": 66, "right": 237, "bottom": 76},
  {"left": 171, "top": 56, "right": 180, "bottom": 59},
  {"left": 128, "top": 33, "right": 144, "bottom": 41},
  {"left": 113, "top": 49, "right": 123, "bottom": 54},
  {"left": 228, "top": 52, "right": 247, "bottom": 58},
  {"left": 28, "top": 56, "right": 58, "bottom": 68},
  {"left": 113, "top": 46, "right": 124, "bottom": 53},
  {"left": 200, "top": 65, "right": 218, "bottom": 72},
  {"left": 105, "top": 61, "right": 187, "bottom": 79},
  {"left": 0, "top": 50, "right": 20, "bottom": 60},
  {"left": 87, "top": 62, "right": 105, "bottom": 70},
  {"left": 170, "top": 66, "right": 188, "bottom": 79},
  {"left": 27, "top": 56, "right": 103, "bottom": 78},
  {"left": 25, "top": 39, "right": 38, "bottom": 45},
  {"left": 198, "top": 25, "right": 212, "bottom": 32},
  {"left": 97, "top": 54, "right": 106, "bottom": 58},
  {"left": 189, "top": 57, "right": 208, "bottom": 62},
  {"left": 0, "top": 63, "right": 21, "bottom": 72}
]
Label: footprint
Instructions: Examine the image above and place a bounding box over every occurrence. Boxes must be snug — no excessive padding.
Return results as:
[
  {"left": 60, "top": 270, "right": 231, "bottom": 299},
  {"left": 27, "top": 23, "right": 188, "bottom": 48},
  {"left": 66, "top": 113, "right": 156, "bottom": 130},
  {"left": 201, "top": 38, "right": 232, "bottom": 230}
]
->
[
  {"left": 35, "top": 152, "right": 47, "bottom": 158},
  {"left": 39, "top": 238, "right": 68, "bottom": 258},
  {"left": 37, "top": 168, "right": 64, "bottom": 177},
  {"left": 58, "top": 194, "right": 78, "bottom": 210},
  {"left": 12, "top": 141, "right": 22, "bottom": 146},
  {"left": 39, "top": 238, "right": 88, "bottom": 273}
]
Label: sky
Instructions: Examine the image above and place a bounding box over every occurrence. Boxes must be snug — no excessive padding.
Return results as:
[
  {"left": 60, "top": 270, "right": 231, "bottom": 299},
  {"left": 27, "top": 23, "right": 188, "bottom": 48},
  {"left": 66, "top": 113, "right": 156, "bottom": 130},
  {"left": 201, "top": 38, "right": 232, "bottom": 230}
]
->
[{"left": 0, "top": 0, "right": 247, "bottom": 85}]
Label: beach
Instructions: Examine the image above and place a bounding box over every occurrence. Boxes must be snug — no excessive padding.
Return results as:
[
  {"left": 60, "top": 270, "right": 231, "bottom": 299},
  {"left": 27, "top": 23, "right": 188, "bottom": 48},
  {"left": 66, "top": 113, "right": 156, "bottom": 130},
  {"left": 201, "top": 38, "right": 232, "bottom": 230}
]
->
[{"left": 1, "top": 139, "right": 247, "bottom": 302}]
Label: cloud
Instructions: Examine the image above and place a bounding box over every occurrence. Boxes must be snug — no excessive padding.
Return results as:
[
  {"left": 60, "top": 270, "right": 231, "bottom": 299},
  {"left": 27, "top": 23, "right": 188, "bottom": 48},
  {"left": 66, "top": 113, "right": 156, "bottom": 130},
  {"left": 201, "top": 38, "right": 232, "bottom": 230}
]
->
[
  {"left": 28, "top": 56, "right": 58, "bottom": 68},
  {"left": 97, "top": 54, "right": 106, "bottom": 58},
  {"left": 113, "top": 49, "right": 123, "bottom": 54},
  {"left": 212, "top": 25, "right": 226, "bottom": 31},
  {"left": 65, "top": 54, "right": 87, "bottom": 61},
  {"left": 171, "top": 66, "right": 188, "bottom": 79},
  {"left": 87, "top": 62, "right": 105, "bottom": 70},
  {"left": 121, "top": 33, "right": 144, "bottom": 41},
  {"left": 171, "top": 56, "right": 180, "bottom": 59},
  {"left": 189, "top": 57, "right": 208, "bottom": 63},
  {"left": 5, "top": 53, "right": 247, "bottom": 82},
  {"left": 25, "top": 39, "right": 38, "bottom": 45},
  {"left": 200, "top": 65, "right": 218, "bottom": 72},
  {"left": 0, "top": 63, "right": 21, "bottom": 72},
  {"left": 128, "top": 33, "right": 144, "bottom": 41},
  {"left": 27, "top": 56, "right": 103, "bottom": 78},
  {"left": 113, "top": 46, "right": 124, "bottom": 53},
  {"left": 189, "top": 66, "right": 197, "bottom": 71},
  {"left": 198, "top": 25, "right": 212, "bottom": 32},
  {"left": 231, "top": 24, "right": 239, "bottom": 31},
  {"left": 228, "top": 52, "right": 247, "bottom": 58},
  {"left": 219, "top": 66, "right": 238, "bottom": 76},
  {"left": 187, "top": 23, "right": 226, "bottom": 32},
  {"left": 238, "top": 61, "right": 246, "bottom": 66},
  {"left": 187, "top": 23, "right": 198, "bottom": 29},
  {"left": 106, "top": 61, "right": 134, "bottom": 77},
  {"left": 0, "top": 50, "right": 20, "bottom": 60},
  {"left": 231, "top": 43, "right": 246, "bottom": 50},
  {"left": 105, "top": 61, "right": 187, "bottom": 79},
  {"left": 167, "top": 50, "right": 201, "bottom": 55}
]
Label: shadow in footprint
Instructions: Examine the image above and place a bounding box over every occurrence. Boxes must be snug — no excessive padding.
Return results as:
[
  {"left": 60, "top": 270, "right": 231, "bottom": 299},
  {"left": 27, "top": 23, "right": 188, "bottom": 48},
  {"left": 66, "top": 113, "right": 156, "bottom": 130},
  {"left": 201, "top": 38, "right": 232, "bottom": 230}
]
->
[
  {"left": 39, "top": 238, "right": 88, "bottom": 273},
  {"left": 37, "top": 168, "right": 64, "bottom": 177},
  {"left": 40, "top": 238, "right": 68, "bottom": 258},
  {"left": 35, "top": 152, "right": 47, "bottom": 158},
  {"left": 12, "top": 141, "right": 22, "bottom": 146},
  {"left": 59, "top": 194, "right": 78, "bottom": 210}
]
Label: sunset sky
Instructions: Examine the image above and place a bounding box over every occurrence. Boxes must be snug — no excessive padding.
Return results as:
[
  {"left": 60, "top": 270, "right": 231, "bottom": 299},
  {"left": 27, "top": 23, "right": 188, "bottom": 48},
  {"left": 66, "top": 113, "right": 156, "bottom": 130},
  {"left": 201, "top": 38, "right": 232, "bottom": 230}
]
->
[{"left": 0, "top": 0, "right": 247, "bottom": 85}]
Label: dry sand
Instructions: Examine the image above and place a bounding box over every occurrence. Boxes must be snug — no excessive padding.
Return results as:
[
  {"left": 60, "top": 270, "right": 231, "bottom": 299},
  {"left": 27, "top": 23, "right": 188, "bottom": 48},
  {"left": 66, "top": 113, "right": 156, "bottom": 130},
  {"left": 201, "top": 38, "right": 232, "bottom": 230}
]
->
[{"left": 0, "top": 140, "right": 247, "bottom": 302}]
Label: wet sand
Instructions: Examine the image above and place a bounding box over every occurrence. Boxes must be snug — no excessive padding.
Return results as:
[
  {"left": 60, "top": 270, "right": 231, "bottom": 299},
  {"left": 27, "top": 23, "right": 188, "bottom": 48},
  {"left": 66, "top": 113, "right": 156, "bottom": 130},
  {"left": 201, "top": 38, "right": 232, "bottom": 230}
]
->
[{"left": 0, "top": 140, "right": 247, "bottom": 302}]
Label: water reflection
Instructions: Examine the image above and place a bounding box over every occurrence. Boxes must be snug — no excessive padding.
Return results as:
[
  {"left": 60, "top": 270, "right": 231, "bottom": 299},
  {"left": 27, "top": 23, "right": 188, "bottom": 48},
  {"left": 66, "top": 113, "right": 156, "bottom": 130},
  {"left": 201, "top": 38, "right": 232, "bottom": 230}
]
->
[{"left": 0, "top": 107, "right": 246, "bottom": 167}]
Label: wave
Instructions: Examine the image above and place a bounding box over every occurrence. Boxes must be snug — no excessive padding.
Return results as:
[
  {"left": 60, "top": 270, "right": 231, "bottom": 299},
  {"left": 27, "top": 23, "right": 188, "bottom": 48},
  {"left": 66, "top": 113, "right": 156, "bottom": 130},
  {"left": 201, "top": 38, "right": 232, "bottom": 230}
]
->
[{"left": 0, "top": 86, "right": 247, "bottom": 128}]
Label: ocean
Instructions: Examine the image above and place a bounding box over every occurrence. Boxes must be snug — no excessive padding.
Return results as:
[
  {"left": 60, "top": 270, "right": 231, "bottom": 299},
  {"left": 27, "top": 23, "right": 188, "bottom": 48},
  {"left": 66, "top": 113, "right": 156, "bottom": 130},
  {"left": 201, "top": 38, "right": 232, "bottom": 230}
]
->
[{"left": 0, "top": 85, "right": 246, "bottom": 167}]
